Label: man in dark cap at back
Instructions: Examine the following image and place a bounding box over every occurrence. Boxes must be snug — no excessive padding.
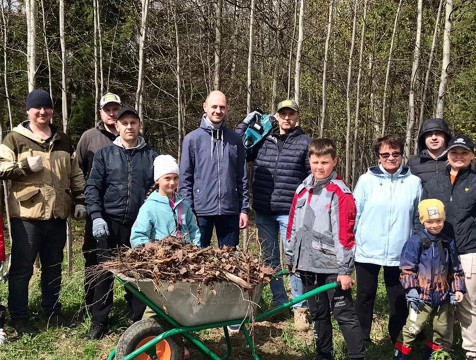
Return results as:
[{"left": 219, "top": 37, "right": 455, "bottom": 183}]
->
[
  {"left": 0, "top": 89, "right": 86, "bottom": 335},
  {"left": 408, "top": 118, "right": 452, "bottom": 185}
]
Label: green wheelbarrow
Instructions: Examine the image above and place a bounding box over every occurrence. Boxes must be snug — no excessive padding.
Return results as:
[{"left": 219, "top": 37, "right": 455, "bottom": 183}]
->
[{"left": 107, "top": 271, "right": 338, "bottom": 360}]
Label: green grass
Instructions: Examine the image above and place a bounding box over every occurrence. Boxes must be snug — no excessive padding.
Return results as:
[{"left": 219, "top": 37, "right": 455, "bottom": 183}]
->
[{"left": 0, "top": 220, "right": 468, "bottom": 359}]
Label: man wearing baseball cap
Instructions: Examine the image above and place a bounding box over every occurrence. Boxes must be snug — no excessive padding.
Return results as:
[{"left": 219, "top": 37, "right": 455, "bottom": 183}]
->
[
  {"left": 236, "top": 99, "right": 311, "bottom": 330},
  {"left": 84, "top": 107, "right": 158, "bottom": 340},
  {"left": 423, "top": 134, "right": 476, "bottom": 359},
  {"left": 0, "top": 89, "right": 86, "bottom": 335},
  {"left": 76, "top": 92, "right": 121, "bottom": 318}
]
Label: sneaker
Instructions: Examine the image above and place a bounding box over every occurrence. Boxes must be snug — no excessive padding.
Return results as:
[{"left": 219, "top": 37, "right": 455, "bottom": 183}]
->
[
  {"left": 10, "top": 318, "right": 38, "bottom": 336},
  {"left": 0, "top": 328, "right": 6, "bottom": 345},
  {"left": 227, "top": 324, "right": 241, "bottom": 334},
  {"left": 294, "top": 307, "right": 310, "bottom": 331},
  {"left": 83, "top": 323, "right": 108, "bottom": 340}
]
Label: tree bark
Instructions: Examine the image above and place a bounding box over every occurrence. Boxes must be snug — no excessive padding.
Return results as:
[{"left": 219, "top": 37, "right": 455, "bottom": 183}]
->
[
  {"left": 93, "top": 0, "right": 99, "bottom": 117},
  {"left": 345, "top": 0, "right": 358, "bottom": 184},
  {"left": 135, "top": 0, "right": 150, "bottom": 119},
  {"left": 173, "top": 0, "right": 183, "bottom": 160},
  {"left": 59, "top": 0, "right": 67, "bottom": 132},
  {"left": 213, "top": 0, "right": 222, "bottom": 90},
  {"left": 320, "top": 0, "right": 334, "bottom": 137},
  {"left": 246, "top": 0, "right": 256, "bottom": 113},
  {"left": 1, "top": 0, "right": 13, "bottom": 132},
  {"left": 381, "top": 0, "right": 403, "bottom": 136},
  {"left": 436, "top": 0, "right": 452, "bottom": 118},
  {"left": 26, "top": 0, "right": 37, "bottom": 91},
  {"left": 40, "top": 0, "right": 52, "bottom": 99},
  {"left": 404, "top": 0, "right": 422, "bottom": 160},
  {"left": 294, "top": 0, "right": 305, "bottom": 104},
  {"left": 287, "top": 0, "right": 298, "bottom": 99}
]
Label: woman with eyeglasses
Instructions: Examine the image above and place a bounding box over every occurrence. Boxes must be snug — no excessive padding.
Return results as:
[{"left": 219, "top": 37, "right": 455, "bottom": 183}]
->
[{"left": 352, "top": 134, "right": 422, "bottom": 344}]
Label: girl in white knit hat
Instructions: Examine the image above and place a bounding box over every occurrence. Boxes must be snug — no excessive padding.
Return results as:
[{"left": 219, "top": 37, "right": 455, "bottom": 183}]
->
[{"left": 130, "top": 155, "right": 200, "bottom": 248}]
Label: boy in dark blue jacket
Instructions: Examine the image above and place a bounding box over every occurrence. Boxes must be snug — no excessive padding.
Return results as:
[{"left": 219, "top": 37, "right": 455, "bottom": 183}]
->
[{"left": 393, "top": 199, "right": 465, "bottom": 360}]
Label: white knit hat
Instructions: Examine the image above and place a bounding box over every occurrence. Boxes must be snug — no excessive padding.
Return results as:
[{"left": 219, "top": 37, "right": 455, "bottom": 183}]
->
[{"left": 153, "top": 155, "right": 179, "bottom": 181}]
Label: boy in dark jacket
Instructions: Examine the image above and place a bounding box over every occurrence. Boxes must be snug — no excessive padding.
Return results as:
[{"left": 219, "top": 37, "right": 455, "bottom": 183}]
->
[
  {"left": 393, "top": 199, "right": 465, "bottom": 360},
  {"left": 285, "top": 139, "right": 365, "bottom": 360}
]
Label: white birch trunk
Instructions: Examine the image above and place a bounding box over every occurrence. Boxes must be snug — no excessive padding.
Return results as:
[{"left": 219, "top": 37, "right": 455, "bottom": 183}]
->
[
  {"left": 213, "top": 0, "right": 221, "bottom": 90},
  {"left": 173, "top": 1, "right": 183, "bottom": 160},
  {"left": 59, "top": 0, "right": 67, "bottom": 133},
  {"left": 1, "top": 0, "right": 13, "bottom": 131},
  {"left": 246, "top": 0, "right": 256, "bottom": 113},
  {"left": 294, "top": 0, "right": 305, "bottom": 104},
  {"left": 345, "top": 0, "right": 358, "bottom": 184},
  {"left": 381, "top": 0, "right": 403, "bottom": 136},
  {"left": 404, "top": 0, "right": 422, "bottom": 160},
  {"left": 436, "top": 0, "right": 452, "bottom": 118},
  {"left": 320, "top": 0, "right": 334, "bottom": 137},
  {"left": 287, "top": 0, "right": 298, "bottom": 99},
  {"left": 96, "top": 0, "right": 104, "bottom": 95},
  {"left": 135, "top": 0, "right": 150, "bottom": 120},
  {"left": 93, "top": 0, "right": 99, "bottom": 117},
  {"left": 26, "top": 0, "right": 37, "bottom": 91},
  {"left": 40, "top": 0, "right": 52, "bottom": 98}
]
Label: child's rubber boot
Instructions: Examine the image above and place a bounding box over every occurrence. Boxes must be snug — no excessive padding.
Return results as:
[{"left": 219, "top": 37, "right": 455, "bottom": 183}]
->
[
  {"left": 393, "top": 342, "right": 411, "bottom": 360},
  {"left": 423, "top": 341, "right": 443, "bottom": 360}
]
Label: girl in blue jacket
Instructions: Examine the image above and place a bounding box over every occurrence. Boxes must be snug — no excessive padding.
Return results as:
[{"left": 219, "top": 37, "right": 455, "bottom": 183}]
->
[{"left": 130, "top": 155, "right": 201, "bottom": 248}]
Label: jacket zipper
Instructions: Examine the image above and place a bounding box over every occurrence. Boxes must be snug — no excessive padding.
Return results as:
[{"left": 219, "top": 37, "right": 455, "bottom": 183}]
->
[
  {"left": 217, "top": 131, "right": 221, "bottom": 215},
  {"left": 123, "top": 150, "right": 132, "bottom": 223}
]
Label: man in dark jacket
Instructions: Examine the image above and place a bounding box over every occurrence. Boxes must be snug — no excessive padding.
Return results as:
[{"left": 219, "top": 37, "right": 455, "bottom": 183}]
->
[
  {"left": 422, "top": 134, "right": 476, "bottom": 360},
  {"left": 407, "top": 118, "right": 451, "bottom": 185},
  {"left": 76, "top": 92, "right": 120, "bottom": 316},
  {"left": 84, "top": 107, "right": 157, "bottom": 340},
  {"left": 236, "top": 99, "right": 311, "bottom": 331},
  {"left": 179, "top": 90, "right": 249, "bottom": 248}
]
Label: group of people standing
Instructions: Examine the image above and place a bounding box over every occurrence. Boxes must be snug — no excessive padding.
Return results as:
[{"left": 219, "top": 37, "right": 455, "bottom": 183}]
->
[{"left": 0, "top": 88, "right": 475, "bottom": 360}]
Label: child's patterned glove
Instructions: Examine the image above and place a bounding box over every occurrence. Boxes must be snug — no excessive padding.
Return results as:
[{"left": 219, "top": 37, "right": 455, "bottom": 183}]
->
[{"left": 406, "top": 288, "right": 425, "bottom": 312}]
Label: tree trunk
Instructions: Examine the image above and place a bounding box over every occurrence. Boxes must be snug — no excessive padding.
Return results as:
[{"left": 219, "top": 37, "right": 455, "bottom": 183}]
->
[
  {"left": 381, "top": 0, "right": 403, "bottom": 136},
  {"left": 173, "top": 0, "right": 183, "bottom": 160},
  {"left": 246, "top": 0, "right": 256, "bottom": 113},
  {"left": 345, "top": 0, "right": 358, "bottom": 184},
  {"left": 404, "top": 0, "right": 422, "bottom": 160},
  {"left": 93, "top": 0, "right": 99, "bottom": 118},
  {"left": 294, "top": 0, "right": 305, "bottom": 104},
  {"left": 351, "top": 0, "right": 368, "bottom": 188},
  {"left": 1, "top": 0, "right": 13, "bottom": 132},
  {"left": 435, "top": 0, "right": 452, "bottom": 118},
  {"left": 26, "top": 0, "right": 37, "bottom": 91},
  {"left": 96, "top": 0, "right": 104, "bottom": 95},
  {"left": 59, "top": 0, "right": 67, "bottom": 133},
  {"left": 40, "top": 0, "right": 52, "bottom": 98},
  {"left": 320, "top": 0, "right": 334, "bottom": 137},
  {"left": 287, "top": 0, "right": 298, "bottom": 99},
  {"left": 416, "top": 0, "right": 443, "bottom": 150},
  {"left": 213, "top": 0, "right": 222, "bottom": 90},
  {"left": 135, "top": 0, "right": 150, "bottom": 119}
]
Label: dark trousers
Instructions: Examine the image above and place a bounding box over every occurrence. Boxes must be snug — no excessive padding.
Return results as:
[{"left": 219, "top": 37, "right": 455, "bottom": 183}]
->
[
  {"left": 354, "top": 262, "right": 408, "bottom": 343},
  {"left": 91, "top": 218, "right": 145, "bottom": 326},
  {"left": 197, "top": 215, "right": 239, "bottom": 247},
  {"left": 301, "top": 271, "right": 365, "bottom": 359},
  {"left": 82, "top": 216, "right": 97, "bottom": 311},
  {"left": 8, "top": 219, "right": 66, "bottom": 319}
]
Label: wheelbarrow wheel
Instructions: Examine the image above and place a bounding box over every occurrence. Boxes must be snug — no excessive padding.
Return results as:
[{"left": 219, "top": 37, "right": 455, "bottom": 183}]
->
[{"left": 115, "top": 318, "right": 184, "bottom": 360}]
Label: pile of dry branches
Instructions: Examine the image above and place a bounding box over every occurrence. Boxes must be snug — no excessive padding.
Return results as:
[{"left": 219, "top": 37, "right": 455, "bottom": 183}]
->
[{"left": 98, "top": 236, "right": 274, "bottom": 290}]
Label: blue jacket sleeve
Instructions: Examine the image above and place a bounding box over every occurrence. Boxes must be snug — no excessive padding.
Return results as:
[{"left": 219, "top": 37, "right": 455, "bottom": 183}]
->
[
  {"left": 179, "top": 136, "right": 195, "bottom": 212},
  {"left": 237, "top": 142, "right": 250, "bottom": 214},
  {"left": 399, "top": 234, "right": 421, "bottom": 290},
  {"left": 85, "top": 150, "right": 106, "bottom": 220},
  {"left": 352, "top": 176, "right": 366, "bottom": 232},
  {"left": 130, "top": 202, "right": 154, "bottom": 248}
]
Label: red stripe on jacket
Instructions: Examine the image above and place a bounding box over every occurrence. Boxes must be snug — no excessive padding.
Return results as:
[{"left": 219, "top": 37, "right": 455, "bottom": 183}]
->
[
  {"left": 286, "top": 189, "right": 308, "bottom": 241},
  {"left": 326, "top": 182, "right": 356, "bottom": 250}
]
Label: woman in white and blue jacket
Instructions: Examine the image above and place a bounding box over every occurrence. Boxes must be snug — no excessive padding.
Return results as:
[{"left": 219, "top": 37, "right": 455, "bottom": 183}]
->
[
  {"left": 130, "top": 155, "right": 200, "bottom": 248},
  {"left": 353, "top": 134, "right": 422, "bottom": 344}
]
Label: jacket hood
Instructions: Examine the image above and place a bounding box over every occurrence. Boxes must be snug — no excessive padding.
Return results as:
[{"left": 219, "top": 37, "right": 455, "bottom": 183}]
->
[
  {"left": 113, "top": 135, "right": 146, "bottom": 149},
  {"left": 14, "top": 121, "right": 58, "bottom": 144},
  {"left": 199, "top": 114, "right": 227, "bottom": 131},
  {"left": 417, "top": 118, "right": 451, "bottom": 153},
  {"left": 148, "top": 190, "right": 183, "bottom": 207},
  {"left": 368, "top": 164, "right": 411, "bottom": 179}
]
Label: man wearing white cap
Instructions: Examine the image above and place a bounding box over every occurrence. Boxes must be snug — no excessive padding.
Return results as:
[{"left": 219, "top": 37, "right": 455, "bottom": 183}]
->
[
  {"left": 76, "top": 92, "right": 121, "bottom": 318},
  {"left": 84, "top": 107, "right": 158, "bottom": 340}
]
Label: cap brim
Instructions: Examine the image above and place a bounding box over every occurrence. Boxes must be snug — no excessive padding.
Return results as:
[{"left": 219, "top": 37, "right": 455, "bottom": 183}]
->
[
  {"left": 277, "top": 106, "right": 299, "bottom": 112},
  {"left": 100, "top": 101, "right": 121, "bottom": 109},
  {"left": 447, "top": 144, "right": 473, "bottom": 152}
]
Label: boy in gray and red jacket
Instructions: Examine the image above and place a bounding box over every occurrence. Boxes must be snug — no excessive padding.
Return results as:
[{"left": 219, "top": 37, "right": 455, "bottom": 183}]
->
[{"left": 285, "top": 138, "right": 365, "bottom": 360}]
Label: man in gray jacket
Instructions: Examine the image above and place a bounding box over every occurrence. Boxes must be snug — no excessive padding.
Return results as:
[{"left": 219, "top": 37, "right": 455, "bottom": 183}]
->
[
  {"left": 76, "top": 92, "right": 121, "bottom": 317},
  {"left": 179, "top": 90, "right": 249, "bottom": 248}
]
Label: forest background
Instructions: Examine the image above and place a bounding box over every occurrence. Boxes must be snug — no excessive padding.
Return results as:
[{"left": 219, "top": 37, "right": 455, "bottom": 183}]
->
[{"left": 1, "top": 0, "right": 476, "bottom": 187}]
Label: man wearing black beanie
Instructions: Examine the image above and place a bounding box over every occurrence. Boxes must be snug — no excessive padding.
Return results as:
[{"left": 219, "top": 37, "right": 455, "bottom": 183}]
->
[{"left": 0, "top": 89, "right": 86, "bottom": 336}]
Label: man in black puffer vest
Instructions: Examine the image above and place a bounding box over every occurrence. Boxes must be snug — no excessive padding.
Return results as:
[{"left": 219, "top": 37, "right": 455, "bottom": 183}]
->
[
  {"left": 236, "top": 99, "right": 311, "bottom": 331},
  {"left": 407, "top": 118, "right": 451, "bottom": 185}
]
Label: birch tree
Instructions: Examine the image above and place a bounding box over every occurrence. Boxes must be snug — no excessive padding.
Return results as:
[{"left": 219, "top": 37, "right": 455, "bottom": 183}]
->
[
  {"left": 436, "top": 0, "right": 452, "bottom": 118},
  {"left": 320, "top": 0, "right": 334, "bottom": 137},
  {"left": 381, "top": 0, "right": 403, "bottom": 136},
  {"left": 25, "top": 0, "right": 37, "bottom": 91},
  {"left": 345, "top": 0, "right": 358, "bottom": 183},
  {"left": 294, "top": 0, "right": 305, "bottom": 104},
  {"left": 404, "top": 0, "right": 422, "bottom": 160},
  {"left": 1, "top": 0, "right": 12, "bottom": 132},
  {"left": 287, "top": 0, "right": 298, "bottom": 99},
  {"left": 135, "top": 0, "right": 150, "bottom": 119},
  {"left": 59, "top": 0, "right": 67, "bottom": 132},
  {"left": 40, "top": 0, "right": 52, "bottom": 97},
  {"left": 213, "top": 0, "right": 222, "bottom": 90},
  {"left": 173, "top": 1, "right": 184, "bottom": 160},
  {"left": 246, "top": 0, "right": 256, "bottom": 113}
]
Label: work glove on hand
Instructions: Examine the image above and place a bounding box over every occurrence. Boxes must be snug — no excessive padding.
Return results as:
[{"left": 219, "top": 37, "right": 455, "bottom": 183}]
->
[
  {"left": 406, "top": 288, "right": 425, "bottom": 312},
  {"left": 243, "top": 110, "right": 261, "bottom": 125},
  {"left": 92, "top": 218, "right": 109, "bottom": 242},
  {"left": 74, "top": 204, "right": 87, "bottom": 220},
  {"left": 27, "top": 156, "right": 43, "bottom": 173}
]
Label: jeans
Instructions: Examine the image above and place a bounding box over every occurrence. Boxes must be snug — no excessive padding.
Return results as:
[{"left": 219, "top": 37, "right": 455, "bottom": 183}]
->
[
  {"left": 301, "top": 271, "right": 365, "bottom": 359},
  {"left": 197, "top": 215, "right": 240, "bottom": 248},
  {"left": 91, "top": 218, "right": 145, "bottom": 326},
  {"left": 255, "top": 212, "right": 306, "bottom": 309},
  {"left": 8, "top": 219, "right": 66, "bottom": 319},
  {"left": 354, "top": 262, "right": 407, "bottom": 343}
]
